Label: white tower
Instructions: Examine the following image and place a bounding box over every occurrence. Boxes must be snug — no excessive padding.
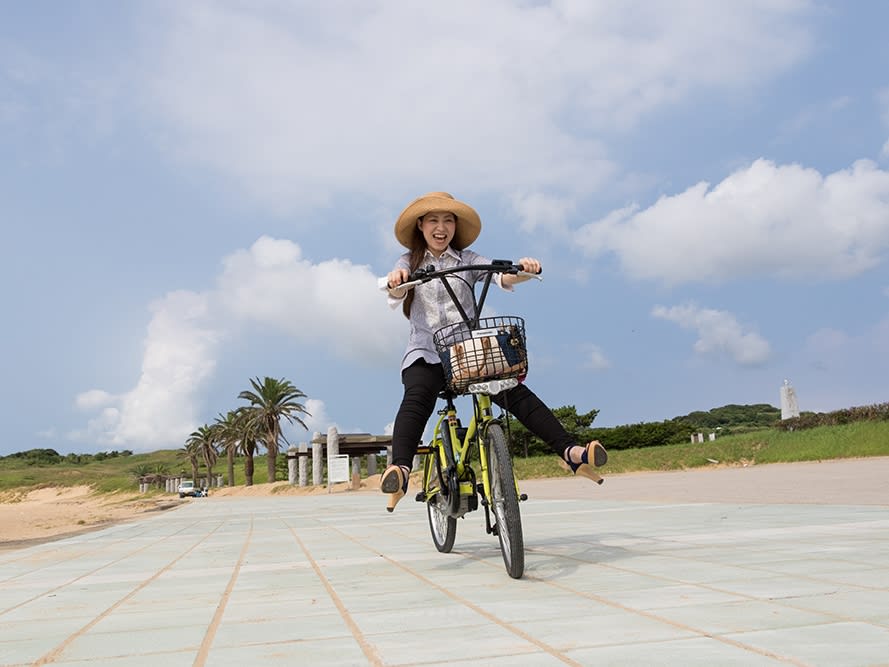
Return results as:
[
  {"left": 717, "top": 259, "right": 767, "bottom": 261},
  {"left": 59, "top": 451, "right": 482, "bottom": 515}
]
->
[{"left": 780, "top": 379, "right": 800, "bottom": 420}]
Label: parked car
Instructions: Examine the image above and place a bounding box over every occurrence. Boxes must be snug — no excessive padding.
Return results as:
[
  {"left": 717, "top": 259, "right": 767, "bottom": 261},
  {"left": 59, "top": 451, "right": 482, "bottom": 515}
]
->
[{"left": 178, "top": 480, "right": 199, "bottom": 498}]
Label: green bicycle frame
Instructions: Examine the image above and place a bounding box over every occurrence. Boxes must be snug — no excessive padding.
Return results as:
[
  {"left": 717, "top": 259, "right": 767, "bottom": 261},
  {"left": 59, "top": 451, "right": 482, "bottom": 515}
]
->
[{"left": 428, "top": 391, "right": 501, "bottom": 504}]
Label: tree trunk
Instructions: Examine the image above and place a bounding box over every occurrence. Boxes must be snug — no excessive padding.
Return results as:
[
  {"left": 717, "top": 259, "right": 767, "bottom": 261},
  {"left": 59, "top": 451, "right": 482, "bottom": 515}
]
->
[
  {"left": 245, "top": 448, "right": 255, "bottom": 486},
  {"left": 227, "top": 449, "right": 235, "bottom": 486},
  {"left": 267, "top": 446, "right": 277, "bottom": 483}
]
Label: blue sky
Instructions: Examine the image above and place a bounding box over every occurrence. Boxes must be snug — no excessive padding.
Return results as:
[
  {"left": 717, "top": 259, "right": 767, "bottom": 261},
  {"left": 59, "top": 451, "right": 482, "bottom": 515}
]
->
[{"left": 2, "top": 1, "right": 888, "bottom": 457}]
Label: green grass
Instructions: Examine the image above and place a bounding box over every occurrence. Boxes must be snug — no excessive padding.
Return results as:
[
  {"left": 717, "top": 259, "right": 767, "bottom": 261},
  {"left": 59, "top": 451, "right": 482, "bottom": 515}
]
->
[
  {"left": 3, "top": 420, "right": 888, "bottom": 494},
  {"left": 512, "top": 420, "right": 889, "bottom": 479}
]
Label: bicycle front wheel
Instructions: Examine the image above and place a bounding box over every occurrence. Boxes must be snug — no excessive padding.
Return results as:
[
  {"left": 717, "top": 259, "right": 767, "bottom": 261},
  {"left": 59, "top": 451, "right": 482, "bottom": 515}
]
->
[
  {"left": 485, "top": 423, "right": 524, "bottom": 578},
  {"left": 423, "top": 453, "right": 457, "bottom": 553}
]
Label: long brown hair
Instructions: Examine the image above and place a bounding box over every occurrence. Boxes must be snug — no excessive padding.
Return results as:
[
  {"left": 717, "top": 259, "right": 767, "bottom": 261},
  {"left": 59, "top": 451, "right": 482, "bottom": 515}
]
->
[{"left": 402, "top": 224, "right": 427, "bottom": 319}]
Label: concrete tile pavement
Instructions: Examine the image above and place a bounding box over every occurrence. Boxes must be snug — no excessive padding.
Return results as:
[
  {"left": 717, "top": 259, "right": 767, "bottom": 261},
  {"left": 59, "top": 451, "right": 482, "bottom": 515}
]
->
[{"left": 1, "top": 458, "right": 889, "bottom": 666}]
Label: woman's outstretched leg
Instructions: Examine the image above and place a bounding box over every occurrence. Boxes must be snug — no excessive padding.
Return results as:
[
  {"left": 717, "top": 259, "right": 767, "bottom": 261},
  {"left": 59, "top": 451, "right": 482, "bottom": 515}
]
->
[
  {"left": 494, "top": 383, "right": 607, "bottom": 481},
  {"left": 384, "top": 360, "right": 445, "bottom": 511}
]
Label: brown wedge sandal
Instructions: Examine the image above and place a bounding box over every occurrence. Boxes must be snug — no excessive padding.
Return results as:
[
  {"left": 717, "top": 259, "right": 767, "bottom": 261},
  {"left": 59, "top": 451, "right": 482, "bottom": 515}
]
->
[
  {"left": 381, "top": 465, "right": 411, "bottom": 512},
  {"left": 559, "top": 441, "right": 607, "bottom": 485}
]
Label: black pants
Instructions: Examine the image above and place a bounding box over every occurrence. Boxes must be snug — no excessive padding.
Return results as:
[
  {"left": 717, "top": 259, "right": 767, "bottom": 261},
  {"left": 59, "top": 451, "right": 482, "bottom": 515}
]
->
[{"left": 391, "top": 359, "right": 576, "bottom": 468}]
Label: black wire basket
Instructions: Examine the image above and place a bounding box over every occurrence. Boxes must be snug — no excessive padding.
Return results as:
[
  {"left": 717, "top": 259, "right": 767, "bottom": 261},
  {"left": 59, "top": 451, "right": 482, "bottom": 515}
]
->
[{"left": 433, "top": 316, "right": 528, "bottom": 393}]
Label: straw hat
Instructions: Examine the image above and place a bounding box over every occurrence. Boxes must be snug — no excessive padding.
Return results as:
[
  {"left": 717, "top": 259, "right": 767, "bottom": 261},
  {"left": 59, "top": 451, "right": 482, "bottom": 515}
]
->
[{"left": 394, "top": 192, "right": 482, "bottom": 250}]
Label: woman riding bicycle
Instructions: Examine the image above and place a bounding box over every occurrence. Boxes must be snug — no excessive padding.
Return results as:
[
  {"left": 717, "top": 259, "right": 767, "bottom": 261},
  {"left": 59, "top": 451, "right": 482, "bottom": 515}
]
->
[{"left": 380, "top": 191, "right": 607, "bottom": 512}]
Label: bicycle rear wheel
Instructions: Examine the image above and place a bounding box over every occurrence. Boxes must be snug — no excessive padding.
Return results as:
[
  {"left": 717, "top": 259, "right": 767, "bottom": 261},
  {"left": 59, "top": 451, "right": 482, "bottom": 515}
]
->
[
  {"left": 423, "top": 453, "right": 457, "bottom": 553},
  {"left": 484, "top": 423, "right": 524, "bottom": 578}
]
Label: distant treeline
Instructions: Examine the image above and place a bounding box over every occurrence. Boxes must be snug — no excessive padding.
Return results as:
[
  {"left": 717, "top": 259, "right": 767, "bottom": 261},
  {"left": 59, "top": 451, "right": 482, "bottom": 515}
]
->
[
  {"left": 506, "top": 401, "right": 889, "bottom": 457},
  {"left": 774, "top": 402, "right": 889, "bottom": 431},
  {"left": 0, "top": 448, "right": 133, "bottom": 465}
]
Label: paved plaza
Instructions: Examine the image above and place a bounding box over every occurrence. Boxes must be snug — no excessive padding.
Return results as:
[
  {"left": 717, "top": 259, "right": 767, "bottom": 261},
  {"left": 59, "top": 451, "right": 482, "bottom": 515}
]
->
[{"left": 1, "top": 458, "right": 888, "bottom": 666}]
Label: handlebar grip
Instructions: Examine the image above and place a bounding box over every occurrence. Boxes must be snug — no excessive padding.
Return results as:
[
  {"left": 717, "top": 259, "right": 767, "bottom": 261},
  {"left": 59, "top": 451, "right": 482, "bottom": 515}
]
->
[{"left": 408, "top": 264, "right": 435, "bottom": 281}]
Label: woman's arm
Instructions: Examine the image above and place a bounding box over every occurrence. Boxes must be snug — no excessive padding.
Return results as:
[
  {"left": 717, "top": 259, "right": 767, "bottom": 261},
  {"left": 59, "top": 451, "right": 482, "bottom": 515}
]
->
[{"left": 501, "top": 257, "right": 541, "bottom": 287}]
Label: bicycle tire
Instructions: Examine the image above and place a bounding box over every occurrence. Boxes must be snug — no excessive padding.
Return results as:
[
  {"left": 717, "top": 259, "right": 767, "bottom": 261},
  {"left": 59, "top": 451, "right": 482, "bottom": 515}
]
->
[
  {"left": 423, "top": 452, "right": 457, "bottom": 553},
  {"left": 485, "top": 423, "right": 525, "bottom": 578}
]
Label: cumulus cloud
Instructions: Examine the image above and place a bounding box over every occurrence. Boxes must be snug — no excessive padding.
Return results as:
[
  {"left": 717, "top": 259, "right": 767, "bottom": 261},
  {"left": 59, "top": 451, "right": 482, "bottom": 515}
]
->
[
  {"left": 75, "top": 237, "right": 403, "bottom": 451},
  {"left": 75, "top": 389, "right": 116, "bottom": 410},
  {"left": 140, "top": 1, "right": 813, "bottom": 211},
  {"left": 583, "top": 344, "right": 611, "bottom": 371},
  {"left": 576, "top": 159, "right": 889, "bottom": 285},
  {"left": 70, "top": 290, "right": 220, "bottom": 447},
  {"left": 508, "top": 191, "right": 577, "bottom": 236},
  {"left": 301, "top": 399, "right": 330, "bottom": 437},
  {"left": 652, "top": 304, "right": 770, "bottom": 366},
  {"left": 216, "top": 237, "right": 398, "bottom": 360}
]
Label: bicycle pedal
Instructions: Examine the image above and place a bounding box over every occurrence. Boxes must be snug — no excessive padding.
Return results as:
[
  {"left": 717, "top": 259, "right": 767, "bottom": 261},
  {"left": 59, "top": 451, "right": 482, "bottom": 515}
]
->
[{"left": 519, "top": 493, "right": 528, "bottom": 501}]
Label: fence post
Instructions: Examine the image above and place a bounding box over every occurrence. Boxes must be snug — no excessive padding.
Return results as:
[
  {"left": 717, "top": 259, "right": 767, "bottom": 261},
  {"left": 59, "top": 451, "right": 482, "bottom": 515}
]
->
[
  {"left": 288, "top": 446, "right": 297, "bottom": 485},
  {"left": 312, "top": 431, "right": 322, "bottom": 486},
  {"left": 299, "top": 442, "right": 308, "bottom": 487},
  {"left": 351, "top": 457, "right": 361, "bottom": 490},
  {"left": 327, "top": 425, "right": 339, "bottom": 493}
]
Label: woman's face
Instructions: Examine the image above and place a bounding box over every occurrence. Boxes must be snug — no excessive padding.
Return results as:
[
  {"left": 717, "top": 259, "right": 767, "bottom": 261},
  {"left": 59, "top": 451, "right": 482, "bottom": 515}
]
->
[{"left": 418, "top": 211, "right": 456, "bottom": 256}]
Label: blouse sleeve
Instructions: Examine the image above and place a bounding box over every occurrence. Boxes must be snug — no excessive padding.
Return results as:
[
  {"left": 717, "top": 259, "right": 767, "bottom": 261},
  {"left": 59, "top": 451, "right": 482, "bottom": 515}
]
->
[{"left": 380, "top": 254, "right": 412, "bottom": 309}]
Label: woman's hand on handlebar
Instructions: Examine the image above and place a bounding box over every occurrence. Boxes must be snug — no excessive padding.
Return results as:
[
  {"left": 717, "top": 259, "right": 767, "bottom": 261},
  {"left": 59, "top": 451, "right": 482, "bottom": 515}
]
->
[
  {"left": 387, "top": 268, "right": 410, "bottom": 290},
  {"left": 501, "top": 257, "right": 542, "bottom": 287},
  {"left": 516, "top": 257, "right": 542, "bottom": 275}
]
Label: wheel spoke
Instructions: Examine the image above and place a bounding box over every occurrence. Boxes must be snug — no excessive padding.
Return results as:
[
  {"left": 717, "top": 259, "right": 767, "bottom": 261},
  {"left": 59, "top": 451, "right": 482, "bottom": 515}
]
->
[{"left": 485, "top": 424, "right": 524, "bottom": 578}]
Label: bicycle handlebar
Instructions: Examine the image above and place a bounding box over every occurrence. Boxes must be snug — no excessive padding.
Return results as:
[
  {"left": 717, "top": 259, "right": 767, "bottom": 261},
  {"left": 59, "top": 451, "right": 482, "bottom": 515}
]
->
[{"left": 401, "top": 260, "right": 542, "bottom": 290}]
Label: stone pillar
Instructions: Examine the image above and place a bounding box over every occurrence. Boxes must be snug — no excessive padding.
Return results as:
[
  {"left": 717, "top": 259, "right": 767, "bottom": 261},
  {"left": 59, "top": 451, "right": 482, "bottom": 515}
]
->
[
  {"left": 351, "top": 457, "right": 361, "bottom": 490},
  {"left": 288, "top": 446, "right": 297, "bottom": 485},
  {"left": 367, "top": 454, "right": 377, "bottom": 476},
  {"left": 327, "top": 426, "right": 339, "bottom": 492},
  {"left": 312, "top": 433, "right": 322, "bottom": 486},
  {"left": 412, "top": 455, "right": 420, "bottom": 471},
  {"left": 386, "top": 446, "right": 393, "bottom": 466},
  {"left": 299, "top": 443, "right": 308, "bottom": 487}
]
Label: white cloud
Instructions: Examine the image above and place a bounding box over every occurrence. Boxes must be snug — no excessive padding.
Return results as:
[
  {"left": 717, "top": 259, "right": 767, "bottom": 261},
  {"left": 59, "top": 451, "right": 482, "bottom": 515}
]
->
[
  {"left": 71, "top": 290, "right": 220, "bottom": 448},
  {"left": 75, "top": 389, "right": 116, "bottom": 410},
  {"left": 576, "top": 159, "right": 889, "bottom": 285},
  {"left": 216, "top": 236, "right": 401, "bottom": 361},
  {"left": 75, "top": 237, "right": 403, "bottom": 451},
  {"left": 140, "top": 1, "right": 814, "bottom": 211},
  {"left": 652, "top": 304, "right": 770, "bottom": 366},
  {"left": 508, "top": 192, "right": 576, "bottom": 236},
  {"left": 301, "top": 399, "right": 331, "bottom": 437},
  {"left": 583, "top": 344, "right": 611, "bottom": 371}
]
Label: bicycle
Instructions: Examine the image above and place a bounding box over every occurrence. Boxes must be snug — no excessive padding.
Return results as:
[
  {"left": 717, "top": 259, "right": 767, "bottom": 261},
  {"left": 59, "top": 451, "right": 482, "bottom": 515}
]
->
[{"left": 399, "top": 259, "right": 541, "bottom": 579}]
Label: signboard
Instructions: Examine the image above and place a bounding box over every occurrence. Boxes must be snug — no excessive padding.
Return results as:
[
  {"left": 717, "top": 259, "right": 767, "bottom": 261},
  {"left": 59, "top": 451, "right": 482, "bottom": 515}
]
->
[{"left": 328, "top": 454, "right": 350, "bottom": 484}]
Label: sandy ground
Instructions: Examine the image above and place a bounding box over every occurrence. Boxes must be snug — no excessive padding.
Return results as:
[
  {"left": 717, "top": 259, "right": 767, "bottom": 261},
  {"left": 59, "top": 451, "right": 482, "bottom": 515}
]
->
[
  {"left": 3, "top": 457, "right": 887, "bottom": 552},
  {"left": 0, "top": 479, "right": 384, "bottom": 551},
  {"left": 0, "top": 486, "right": 185, "bottom": 551}
]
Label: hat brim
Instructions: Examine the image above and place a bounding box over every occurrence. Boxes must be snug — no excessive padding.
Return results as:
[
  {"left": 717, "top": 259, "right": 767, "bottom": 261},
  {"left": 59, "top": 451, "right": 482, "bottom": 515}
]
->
[{"left": 394, "top": 194, "right": 481, "bottom": 250}]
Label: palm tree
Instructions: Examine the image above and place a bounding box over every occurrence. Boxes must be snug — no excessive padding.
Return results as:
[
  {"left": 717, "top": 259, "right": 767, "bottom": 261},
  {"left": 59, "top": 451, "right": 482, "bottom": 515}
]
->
[
  {"left": 235, "top": 407, "right": 261, "bottom": 486},
  {"left": 238, "top": 376, "right": 310, "bottom": 483},
  {"left": 180, "top": 443, "right": 200, "bottom": 483},
  {"left": 186, "top": 425, "right": 218, "bottom": 488},
  {"left": 212, "top": 410, "right": 241, "bottom": 487}
]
